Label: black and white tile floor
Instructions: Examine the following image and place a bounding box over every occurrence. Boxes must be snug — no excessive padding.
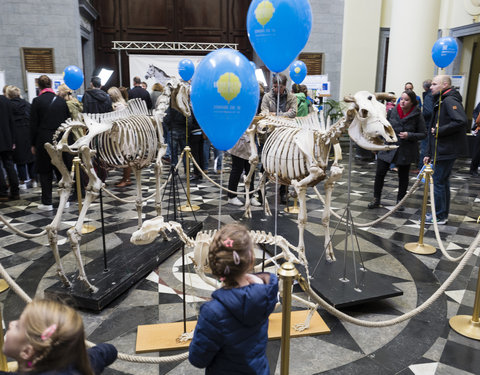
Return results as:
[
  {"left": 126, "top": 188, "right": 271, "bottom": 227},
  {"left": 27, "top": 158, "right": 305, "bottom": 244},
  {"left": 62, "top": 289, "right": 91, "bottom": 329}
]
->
[{"left": 1, "top": 152, "right": 479, "bottom": 374}]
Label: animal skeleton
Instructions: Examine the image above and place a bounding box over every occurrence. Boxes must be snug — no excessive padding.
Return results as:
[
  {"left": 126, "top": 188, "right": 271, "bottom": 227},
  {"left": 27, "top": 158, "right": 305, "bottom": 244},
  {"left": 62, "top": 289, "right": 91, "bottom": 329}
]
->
[
  {"left": 241, "top": 91, "right": 397, "bottom": 264},
  {"left": 130, "top": 217, "right": 319, "bottom": 331},
  {"left": 42, "top": 79, "right": 191, "bottom": 292}
]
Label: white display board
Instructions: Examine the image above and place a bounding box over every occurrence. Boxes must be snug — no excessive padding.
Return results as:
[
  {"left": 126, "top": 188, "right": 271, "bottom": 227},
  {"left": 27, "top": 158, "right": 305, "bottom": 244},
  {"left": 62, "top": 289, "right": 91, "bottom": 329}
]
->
[
  {"left": 26, "top": 72, "right": 64, "bottom": 103},
  {"left": 451, "top": 75, "right": 465, "bottom": 99},
  {"left": 303, "top": 74, "right": 330, "bottom": 95},
  {"left": 128, "top": 54, "right": 204, "bottom": 89},
  {"left": 0, "top": 70, "right": 5, "bottom": 93}
]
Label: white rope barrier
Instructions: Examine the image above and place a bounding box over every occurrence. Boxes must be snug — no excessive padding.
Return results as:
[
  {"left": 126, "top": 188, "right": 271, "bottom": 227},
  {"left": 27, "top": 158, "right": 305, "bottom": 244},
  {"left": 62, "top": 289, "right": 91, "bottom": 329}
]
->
[
  {"left": 313, "top": 177, "right": 422, "bottom": 227},
  {"left": 0, "top": 214, "right": 46, "bottom": 238},
  {"left": 303, "top": 229, "right": 480, "bottom": 327},
  {"left": 0, "top": 262, "right": 188, "bottom": 364},
  {"left": 428, "top": 179, "right": 467, "bottom": 262}
]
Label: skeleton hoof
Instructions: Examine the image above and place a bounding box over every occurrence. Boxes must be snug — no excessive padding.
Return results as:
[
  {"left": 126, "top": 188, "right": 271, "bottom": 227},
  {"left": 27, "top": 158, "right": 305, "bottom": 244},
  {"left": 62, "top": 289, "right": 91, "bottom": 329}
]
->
[{"left": 293, "top": 323, "right": 308, "bottom": 332}]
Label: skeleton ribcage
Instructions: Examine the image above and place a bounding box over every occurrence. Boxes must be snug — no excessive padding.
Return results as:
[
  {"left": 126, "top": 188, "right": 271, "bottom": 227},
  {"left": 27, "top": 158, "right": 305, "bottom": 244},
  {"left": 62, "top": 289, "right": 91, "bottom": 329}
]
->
[
  {"left": 262, "top": 126, "right": 317, "bottom": 186},
  {"left": 95, "top": 115, "right": 159, "bottom": 169}
]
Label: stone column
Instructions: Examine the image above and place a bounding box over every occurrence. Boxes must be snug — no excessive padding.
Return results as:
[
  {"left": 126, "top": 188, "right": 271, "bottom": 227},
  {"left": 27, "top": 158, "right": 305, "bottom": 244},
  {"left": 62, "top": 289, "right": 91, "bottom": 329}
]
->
[{"left": 385, "top": 0, "right": 440, "bottom": 96}]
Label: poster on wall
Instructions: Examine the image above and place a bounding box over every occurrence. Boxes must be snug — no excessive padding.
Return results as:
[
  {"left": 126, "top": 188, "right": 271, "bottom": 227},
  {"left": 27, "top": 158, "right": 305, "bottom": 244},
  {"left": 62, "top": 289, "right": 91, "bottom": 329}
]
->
[
  {"left": 303, "top": 74, "right": 330, "bottom": 96},
  {"left": 128, "top": 54, "right": 204, "bottom": 89},
  {"left": 451, "top": 75, "right": 465, "bottom": 98},
  {"left": 26, "top": 72, "right": 64, "bottom": 103}
]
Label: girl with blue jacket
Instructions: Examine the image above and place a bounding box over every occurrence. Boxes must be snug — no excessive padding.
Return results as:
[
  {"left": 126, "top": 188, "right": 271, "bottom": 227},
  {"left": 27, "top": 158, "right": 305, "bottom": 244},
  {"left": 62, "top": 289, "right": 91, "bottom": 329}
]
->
[{"left": 189, "top": 223, "right": 278, "bottom": 374}]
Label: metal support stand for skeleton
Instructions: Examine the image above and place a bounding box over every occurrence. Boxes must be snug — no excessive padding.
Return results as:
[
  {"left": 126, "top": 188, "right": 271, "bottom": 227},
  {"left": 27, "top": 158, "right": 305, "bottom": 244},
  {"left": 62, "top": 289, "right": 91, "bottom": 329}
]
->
[
  {"left": 161, "top": 163, "right": 198, "bottom": 334},
  {"left": 312, "top": 138, "right": 366, "bottom": 290}
]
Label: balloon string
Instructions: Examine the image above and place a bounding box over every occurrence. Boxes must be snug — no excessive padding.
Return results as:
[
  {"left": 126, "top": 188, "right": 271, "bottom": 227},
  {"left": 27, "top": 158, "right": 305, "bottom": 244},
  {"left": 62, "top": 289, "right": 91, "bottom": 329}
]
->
[{"left": 218, "top": 157, "right": 224, "bottom": 231}]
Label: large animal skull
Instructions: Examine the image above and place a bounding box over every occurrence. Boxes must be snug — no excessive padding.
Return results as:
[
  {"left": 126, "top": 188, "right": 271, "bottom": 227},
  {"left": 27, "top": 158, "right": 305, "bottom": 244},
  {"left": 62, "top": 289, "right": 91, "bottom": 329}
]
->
[{"left": 345, "top": 91, "right": 397, "bottom": 151}]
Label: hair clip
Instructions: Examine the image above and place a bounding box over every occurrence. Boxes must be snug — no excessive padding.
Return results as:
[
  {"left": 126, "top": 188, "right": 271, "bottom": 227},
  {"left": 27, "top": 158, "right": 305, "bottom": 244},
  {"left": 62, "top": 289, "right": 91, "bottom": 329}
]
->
[
  {"left": 224, "top": 265, "right": 230, "bottom": 275},
  {"left": 219, "top": 277, "right": 226, "bottom": 282},
  {"left": 41, "top": 324, "right": 57, "bottom": 341},
  {"left": 223, "top": 238, "right": 234, "bottom": 248},
  {"left": 232, "top": 251, "right": 240, "bottom": 265}
]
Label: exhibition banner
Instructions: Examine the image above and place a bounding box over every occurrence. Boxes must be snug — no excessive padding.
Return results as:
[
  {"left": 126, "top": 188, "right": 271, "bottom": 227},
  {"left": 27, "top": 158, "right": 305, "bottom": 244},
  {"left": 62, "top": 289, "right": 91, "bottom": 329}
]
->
[{"left": 128, "top": 54, "right": 203, "bottom": 88}]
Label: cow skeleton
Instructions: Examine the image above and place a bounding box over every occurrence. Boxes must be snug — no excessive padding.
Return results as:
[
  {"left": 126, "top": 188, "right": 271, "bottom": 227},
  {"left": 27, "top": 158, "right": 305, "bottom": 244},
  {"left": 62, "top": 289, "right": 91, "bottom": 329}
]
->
[{"left": 242, "top": 91, "right": 397, "bottom": 263}]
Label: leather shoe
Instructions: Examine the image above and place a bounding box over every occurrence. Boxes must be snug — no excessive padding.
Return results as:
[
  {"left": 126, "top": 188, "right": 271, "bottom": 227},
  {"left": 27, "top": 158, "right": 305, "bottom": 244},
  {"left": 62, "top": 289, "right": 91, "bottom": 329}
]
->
[
  {"left": 115, "top": 180, "right": 132, "bottom": 187},
  {"left": 368, "top": 198, "right": 381, "bottom": 209}
]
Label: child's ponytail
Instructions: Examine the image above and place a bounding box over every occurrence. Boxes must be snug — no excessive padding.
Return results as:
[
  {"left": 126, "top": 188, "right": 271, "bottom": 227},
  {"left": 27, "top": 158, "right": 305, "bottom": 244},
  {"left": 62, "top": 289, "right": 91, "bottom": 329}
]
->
[{"left": 208, "top": 224, "right": 254, "bottom": 288}]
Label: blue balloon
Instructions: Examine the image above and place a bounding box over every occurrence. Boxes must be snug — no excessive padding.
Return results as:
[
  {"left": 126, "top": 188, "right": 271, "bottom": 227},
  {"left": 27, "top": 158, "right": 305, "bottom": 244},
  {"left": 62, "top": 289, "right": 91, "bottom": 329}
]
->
[
  {"left": 178, "top": 59, "right": 195, "bottom": 81},
  {"left": 289, "top": 60, "right": 307, "bottom": 84},
  {"left": 247, "top": 0, "right": 312, "bottom": 73},
  {"left": 191, "top": 49, "right": 259, "bottom": 151},
  {"left": 431, "top": 37, "right": 458, "bottom": 68},
  {"left": 250, "top": 61, "right": 257, "bottom": 71},
  {"left": 63, "top": 65, "right": 84, "bottom": 90}
]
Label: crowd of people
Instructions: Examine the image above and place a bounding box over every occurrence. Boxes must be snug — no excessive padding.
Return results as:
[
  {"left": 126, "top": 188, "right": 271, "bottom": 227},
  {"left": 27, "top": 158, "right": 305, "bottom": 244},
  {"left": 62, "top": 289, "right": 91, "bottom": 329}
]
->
[{"left": 0, "top": 69, "right": 478, "bottom": 373}]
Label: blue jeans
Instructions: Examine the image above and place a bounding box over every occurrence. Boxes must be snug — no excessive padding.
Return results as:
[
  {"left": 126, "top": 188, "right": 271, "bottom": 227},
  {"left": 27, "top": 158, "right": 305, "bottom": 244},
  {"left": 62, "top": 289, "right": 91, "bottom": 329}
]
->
[
  {"left": 432, "top": 158, "right": 455, "bottom": 220},
  {"left": 202, "top": 139, "right": 223, "bottom": 171},
  {"left": 169, "top": 130, "right": 186, "bottom": 172}
]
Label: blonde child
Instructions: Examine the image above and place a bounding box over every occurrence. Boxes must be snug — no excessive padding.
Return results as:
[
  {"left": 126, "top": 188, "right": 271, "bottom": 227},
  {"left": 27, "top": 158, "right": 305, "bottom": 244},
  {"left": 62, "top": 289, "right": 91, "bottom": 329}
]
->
[
  {"left": 2, "top": 299, "right": 117, "bottom": 374},
  {"left": 189, "top": 223, "right": 278, "bottom": 374}
]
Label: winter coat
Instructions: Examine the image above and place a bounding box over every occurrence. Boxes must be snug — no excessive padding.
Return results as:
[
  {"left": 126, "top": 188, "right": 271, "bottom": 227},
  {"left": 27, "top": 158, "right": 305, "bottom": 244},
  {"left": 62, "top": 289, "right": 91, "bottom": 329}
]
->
[
  {"left": 422, "top": 91, "right": 434, "bottom": 127},
  {"left": 294, "top": 92, "right": 310, "bottom": 117},
  {"left": 150, "top": 90, "right": 162, "bottom": 108},
  {"left": 229, "top": 132, "right": 252, "bottom": 160},
  {"left": 66, "top": 99, "right": 83, "bottom": 120},
  {"left": 261, "top": 90, "right": 297, "bottom": 118},
  {"left": 128, "top": 86, "right": 153, "bottom": 109},
  {"left": 0, "top": 95, "right": 15, "bottom": 153},
  {"left": 378, "top": 105, "right": 426, "bottom": 165},
  {"left": 189, "top": 273, "right": 278, "bottom": 374},
  {"left": 0, "top": 343, "right": 117, "bottom": 375},
  {"left": 82, "top": 88, "right": 112, "bottom": 114},
  {"left": 9, "top": 97, "right": 33, "bottom": 164},
  {"left": 425, "top": 88, "right": 468, "bottom": 161},
  {"left": 30, "top": 92, "right": 70, "bottom": 173},
  {"left": 163, "top": 107, "right": 189, "bottom": 134}
]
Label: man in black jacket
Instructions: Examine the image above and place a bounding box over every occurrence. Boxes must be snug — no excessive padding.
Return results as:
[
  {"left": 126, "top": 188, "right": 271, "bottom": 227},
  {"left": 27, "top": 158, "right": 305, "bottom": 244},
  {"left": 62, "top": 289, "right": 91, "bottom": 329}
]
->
[
  {"left": 30, "top": 75, "right": 70, "bottom": 210},
  {"left": 0, "top": 95, "right": 20, "bottom": 201},
  {"left": 128, "top": 76, "right": 153, "bottom": 109},
  {"left": 82, "top": 76, "right": 112, "bottom": 114},
  {"left": 423, "top": 75, "right": 468, "bottom": 225}
]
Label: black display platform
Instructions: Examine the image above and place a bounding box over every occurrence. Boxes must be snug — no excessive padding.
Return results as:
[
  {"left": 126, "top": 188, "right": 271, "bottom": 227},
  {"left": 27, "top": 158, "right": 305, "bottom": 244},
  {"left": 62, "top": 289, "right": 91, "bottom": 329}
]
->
[
  {"left": 234, "top": 211, "right": 402, "bottom": 308},
  {"left": 45, "top": 220, "right": 202, "bottom": 312}
]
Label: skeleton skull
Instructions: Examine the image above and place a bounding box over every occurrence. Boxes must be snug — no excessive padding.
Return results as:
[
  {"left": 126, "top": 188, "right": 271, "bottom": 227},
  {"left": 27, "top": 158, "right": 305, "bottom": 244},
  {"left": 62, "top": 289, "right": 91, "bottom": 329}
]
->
[{"left": 345, "top": 91, "right": 398, "bottom": 151}]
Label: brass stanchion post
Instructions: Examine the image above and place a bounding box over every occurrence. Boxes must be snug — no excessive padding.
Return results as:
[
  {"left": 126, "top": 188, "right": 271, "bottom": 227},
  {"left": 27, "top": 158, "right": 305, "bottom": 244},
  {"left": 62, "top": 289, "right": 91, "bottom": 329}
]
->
[
  {"left": 180, "top": 147, "right": 200, "bottom": 212},
  {"left": 284, "top": 197, "right": 299, "bottom": 214},
  {"left": 73, "top": 157, "right": 96, "bottom": 234},
  {"left": 449, "top": 256, "right": 480, "bottom": 340},
  {"left": 404, "top": 164, "right": 436, "bottom": 255},
  {"left": 278, "top": 262, "right": 298, "bottom": 375}
]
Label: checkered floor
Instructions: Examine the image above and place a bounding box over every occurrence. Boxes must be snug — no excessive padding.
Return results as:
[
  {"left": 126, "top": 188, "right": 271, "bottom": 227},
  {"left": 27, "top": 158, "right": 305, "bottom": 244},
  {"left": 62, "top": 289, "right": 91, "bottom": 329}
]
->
[{"left": 1, "top": 149, "right": 480, "bottom": 375}]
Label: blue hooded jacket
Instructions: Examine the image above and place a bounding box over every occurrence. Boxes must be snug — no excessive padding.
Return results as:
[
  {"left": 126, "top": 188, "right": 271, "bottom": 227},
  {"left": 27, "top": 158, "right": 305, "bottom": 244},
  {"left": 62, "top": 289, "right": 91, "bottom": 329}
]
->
[{"left": 189, "top": 273, "right": 278, "bottom": 374}]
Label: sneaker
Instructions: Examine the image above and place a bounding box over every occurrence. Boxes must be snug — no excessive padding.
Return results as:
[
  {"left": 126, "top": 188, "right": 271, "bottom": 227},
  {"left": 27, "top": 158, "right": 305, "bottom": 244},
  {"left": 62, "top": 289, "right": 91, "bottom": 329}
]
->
[
  {"left": 32, "top": 180, "right": 38, "bottom": 188},
  {"left": 228, "top": 197, "right": 243, "bottom": 206},
  {"left": 424, "top": 214, "right": 448, "bottom": 225},
  {"left": 250, "top": 197, "right": 261, "bottom": 207},
  {"left": 18, "top": 183, "right": 27, "bottom": 190},
  {"left": 38, "top": 204, "right": 53, "bottom": 211},
  {"left": 368, "top": 199, "right": 381, "bottom": 209}
]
